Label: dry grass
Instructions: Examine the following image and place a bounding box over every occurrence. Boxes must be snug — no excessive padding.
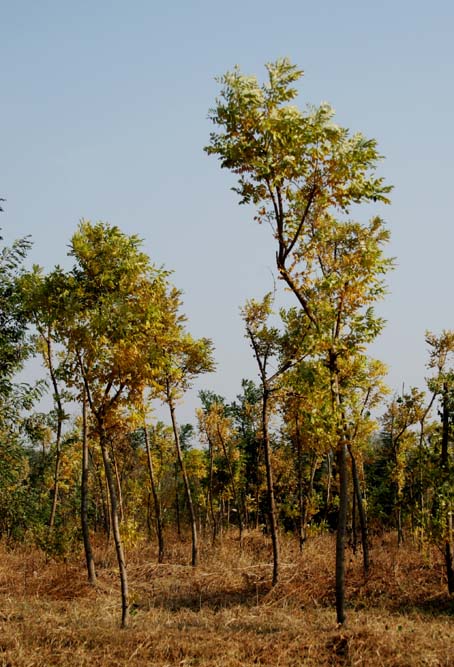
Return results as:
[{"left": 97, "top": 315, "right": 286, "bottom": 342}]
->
[{"left": 0, "top": 531, "right": 453, "bottom": 666}]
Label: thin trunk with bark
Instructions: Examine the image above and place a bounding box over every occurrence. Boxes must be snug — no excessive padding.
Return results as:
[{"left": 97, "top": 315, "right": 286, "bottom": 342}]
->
[
  {"left": 262, "top": 387, "right": 280, "bottom": 586},
  {"left": 335, "top": 444, "right": 348, "bottom": 625},
  {"left": 144, "top": 425, "right": 164, "bottom": 563},
  {"left": 47, "top": 334, "right": 64, "bottom": 530},
  {"left": 175, "top": 462, "right": 181, "bottom": 539},
  {"left": 81, "top": 392, "right": 96, "bottom": 585},
  {"left": 207, "top": 435, "right": 217, "bottom": 544},
  {"left": 441, "top": 384, "right": 454, "bottom": 594},
  {"left": 348, "top": 446, "right": 370, "bottom": 574},
  {"left": 325, "top": 453, "right": 332, "bottom": 519},
  {"left": 90, "top": 450, "right": 110, "bottom": 539},
  {"left": 49, "top": 420, "right": 62, "bottom": 529},
  {"left": 330, "top": 361, "right": 348, "bottom": 625},
  {"left": 111, "top": 444, "right": 124, "bottom": 523},
  {"left": 217, "top": 425, "right": 244, "bottom": 546},
  {"left": 168, "top": 389, "right": 198, "bottom": 567},
  {"left": 99, "top": 423, "right": 129, "bottom": 627},
  {"left": 301, "top": 452, "right": 318, "bottom": 551},
  {"left": 446, "top": 510, "right": 454, "bottom": 594},
  {"left": 295, "top": 417, "right": 304, "bottom": 551},
  {"left": 244, "top": 322, "right": 281, "bottom": 586},
  {"left": 351, "top": 481, "right": 357, "bottom": 554}
]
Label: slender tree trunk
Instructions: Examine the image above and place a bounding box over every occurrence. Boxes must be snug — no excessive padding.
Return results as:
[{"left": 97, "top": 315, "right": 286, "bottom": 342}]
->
[
  {"left": 219, "top": 497, "right": 224, "bottom": 538},
  {"left": 441, "top": 383, "right": 449, "bottom": 468},
  {"left": 207, "top": 436, "right": 217, "bottom": 544},
  {"left": 252, "top": 436, "right": 262, "bottom": 531},
  {"left": 49, "top": 419, "right": 63, "bottom": 529},
  {"left": 418, "top": 421, "right": 425, "bottom": 550},
  {"left": 91, "top": 450, "right": 110, "bottom": 539},
  {"left": 351, "top": 481, "right": 357, "bottom": 554},
  {"left": 298, "top": 448, "right": 318, "bottom": 551},
  {"left": 81, "top": 392, "right": 96, "bottom": 585},
  {"left": 168, "top": 390, "right": 198, "bottom": 567},
  {"left": 47, "top": 334, "right": 64, "bottom": 530},
  {"left": 217, "top": 425, "right": 244, "bottom": 546},
  {"left": 99, "top": 423, "right": 129, "bottom": 627},
  {"left": 348, "top": 446, "right": 370, "bottom": 574},
  {"left": 111, "top": 444, "right": 124, "bottom": 523},
  {"left": 441, "top": 384, "right": 454, "bottom": 594},
  {"left": 262, "top": 387, "right": 280, "bottom": 586},
  {"left": 305, "top": 454, "right": 318, "bottom": 544},
  {"left": 397, "top": 503, "right": 404, "bottom": 546},
  {"left": 146, "top": 491, "right": 153, "bottom": 540},
  {"left": 105, "top": 476, "right": 112, "bottom": 545},
  {"left": 144, "top": 425, "right": 164, "bottom": 563},
  {"left": 295, "top": 417, "right": 304, "bottom": 551},
  {"left": 336, "top": 444, "right": 348, "bottom": 624},
  {"left": 175, "top": 462, "right": 181, "bottom": 539},
  {"left": 330, "top": 361, "right": 348, "bottom": 625},
  {"left": 446, "top": 509, "right": 454, "bottom": 594},
  {"left": 325, "top": 453, "right": 332, "bottom": 520}
]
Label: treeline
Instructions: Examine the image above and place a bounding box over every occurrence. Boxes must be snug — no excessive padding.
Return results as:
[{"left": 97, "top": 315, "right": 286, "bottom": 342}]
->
[{"left": 0, "top": 59, "right": 453, "bottom": 628}]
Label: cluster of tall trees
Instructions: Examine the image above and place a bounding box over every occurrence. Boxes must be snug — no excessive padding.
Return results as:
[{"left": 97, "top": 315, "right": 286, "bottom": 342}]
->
[{"left": 0, "top": 60, "right": 453, "bottom": 627}]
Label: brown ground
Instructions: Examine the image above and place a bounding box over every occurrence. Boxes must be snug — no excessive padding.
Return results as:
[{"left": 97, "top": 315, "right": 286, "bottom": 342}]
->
[{"left": 0, "top": 531, "right": 452, "bottom": 666}]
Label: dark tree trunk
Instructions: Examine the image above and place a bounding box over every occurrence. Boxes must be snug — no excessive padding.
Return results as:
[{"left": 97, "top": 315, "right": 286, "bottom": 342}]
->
[
  {"left": 47, "top": 334, "right": 64, "bottom": 530},
  {"left": 441, "top": 384, "right": 454, "bottom": 594},
  {"left": 262, "top": 387, "right": 280, "bottom": 586},
  {"left": 446, "top": 510, "right": 454, "bottom": 595},
  {"left": 49, "top": 419, "right": 62, "bottom": 529},
  {"left": 351, "top": 479, "right": 357, "bottom": 555},
  {"left": 91, "top": 450, "right": 110, "bottom": 539},
  {"left": 295, "top": 417, "right": 304, "bottom": 551},
  {"left": 325, "top": 452, "right": 332, "bottom": 520},
  {"left": 105, "top": 476, "right": 112, "bottom": 545},
  {"left": 174, "top": 462, "right": 182, "bottom": 540},
  {"left": 81, "top": 392, "right": 96, "bottom": 585},
  {"left": 329, "top": 358, "right": 349, "bottom": 625},
  {"left": 99, "top": 423, "right": 129, "bottom": 627},
  {"left": 146, "top": 491, "right": 153, "bottom": 540},
  {"left": 207, "top": 436, "right": 217, "bottom": 544},
  {"left": 111, "top": 444, "right": 124, "bottom": 523},
  {"left": 304, "top": 453, "right": 318, "bottom": 546},
  {"left": 255, "top": 486, "right": 260, "bottom": 530},
  {"left": 441, "top": 383, "right": 449, "bottom": 469},
  {"left": 348, "top": 446, "right": 370, "bottom": 574},
  {"left": 336, "top": 444, "right": 348, "bottom": 625},
  {"left": 144, "top": 425, "right": 164, "bottom": 563},
  {"left": 168, "top": 391, "right": 198, "bottom": 567}
]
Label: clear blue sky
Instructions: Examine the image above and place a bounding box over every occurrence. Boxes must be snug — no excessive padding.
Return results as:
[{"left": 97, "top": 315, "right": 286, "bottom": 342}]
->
[{"left": 3, "top": 0, "right": 454, "bottom": 422}]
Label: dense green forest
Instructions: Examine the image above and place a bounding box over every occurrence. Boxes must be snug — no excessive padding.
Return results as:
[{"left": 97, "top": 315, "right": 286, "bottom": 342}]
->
[{"left": 1, "top": 61, "right": 453, "bottom": 644}]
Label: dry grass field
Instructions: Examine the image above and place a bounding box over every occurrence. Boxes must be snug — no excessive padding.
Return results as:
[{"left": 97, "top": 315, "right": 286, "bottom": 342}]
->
[{"left": 0, "top": 531, "right": 453, "bottom": 666}]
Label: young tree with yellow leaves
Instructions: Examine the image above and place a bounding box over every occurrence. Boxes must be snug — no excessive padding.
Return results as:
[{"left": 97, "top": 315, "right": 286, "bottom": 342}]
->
[
  {"left": 207, "top": 59, "right": 393, "bottom": 623},
  {"left": 33, "top": 221, "right": 175, "bottom": 627}
]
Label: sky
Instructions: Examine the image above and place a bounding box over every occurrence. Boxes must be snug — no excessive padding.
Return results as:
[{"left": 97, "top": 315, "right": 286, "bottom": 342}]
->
[{"left": 2, "top": 0, "right": 454, "bottom": 424}]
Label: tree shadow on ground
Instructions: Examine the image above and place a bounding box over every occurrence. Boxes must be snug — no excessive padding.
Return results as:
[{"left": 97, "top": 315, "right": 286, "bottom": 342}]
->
[
  {"left": 139, "top": 582, "right": 271, "bottom": 612},
  {"left": 391, "top": 595, "right": 454, "bottom": 617}
]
